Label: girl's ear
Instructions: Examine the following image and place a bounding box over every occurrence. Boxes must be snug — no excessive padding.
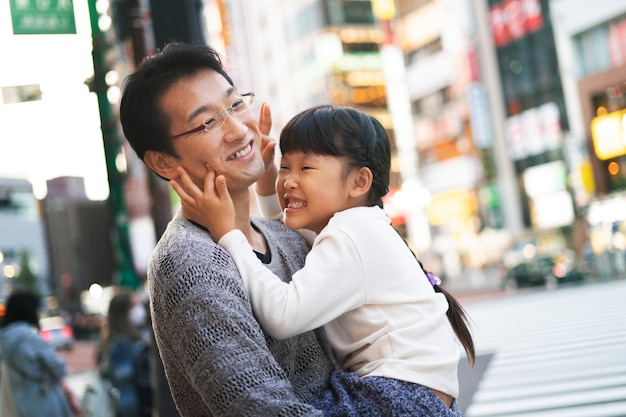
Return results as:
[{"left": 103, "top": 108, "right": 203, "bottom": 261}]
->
[
  {"left": 144, "top": 151, "right": 178, "bottom": 180},
  {"left": 349, "top": 167, "right": 373, "bottom": 199}
]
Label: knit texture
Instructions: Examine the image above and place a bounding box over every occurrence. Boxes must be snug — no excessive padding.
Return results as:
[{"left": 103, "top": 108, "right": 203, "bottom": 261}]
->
[{"left": 148, "top": 212, "right": 334, "bottom": 417}]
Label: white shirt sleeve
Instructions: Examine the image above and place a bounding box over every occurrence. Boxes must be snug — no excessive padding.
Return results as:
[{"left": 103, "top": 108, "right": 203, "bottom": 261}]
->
[
  {"left": 254, "top": 191, "right": 282, "bottom": 220},
  {"left": 218, "top": 229, "right": 366, "bottom": 339}
]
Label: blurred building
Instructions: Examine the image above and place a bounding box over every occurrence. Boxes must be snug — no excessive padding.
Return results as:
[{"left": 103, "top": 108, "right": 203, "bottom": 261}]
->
[
  {"left": 217, "top": 0, "right": 513, "bottom": 288},
  {"left": 551, "top": 0, "right": 626, "bottom": 277},
  {"left": 3, "top": 0, "right": 625, "bottom": 298},
  {"left": 0, "top": 177, "right": 50, "bottom": 300},
  {"left": 43, "top": 176, "right": 116, "bottom": 313}
]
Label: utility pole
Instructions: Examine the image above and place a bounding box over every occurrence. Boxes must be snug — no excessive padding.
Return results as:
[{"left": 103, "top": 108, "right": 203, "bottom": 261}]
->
[
  {"left": 87, "top": 0, "right": 139, "bottom": 290},
  {"left": 124, "top": 0, "right": 173, "bottom": 240},
  {"left": 123, "top": 2, "right": 179, "bottom": 416},
  {"left": 373, "top": 0, "right": 432, "bottom": 254}
]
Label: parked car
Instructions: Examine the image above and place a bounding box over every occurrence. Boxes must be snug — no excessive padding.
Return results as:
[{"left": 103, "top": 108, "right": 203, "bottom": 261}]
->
[
  {"left": 500, "top": 246, "right": 585, "bottom": 290},
  {"left": 39, "top": 316, "right": 74, "bottom": 350},
  {"left": 550, "top": 252, "right": 585, "bottom": 285},
  {"left": 501, "top": 255, "right": 554, "bottom": 289}
]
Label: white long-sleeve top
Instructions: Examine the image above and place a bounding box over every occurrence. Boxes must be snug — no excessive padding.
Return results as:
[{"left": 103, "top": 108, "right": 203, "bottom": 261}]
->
[{"left": 219, "top": 205, "right": 460, "bottom": 397}]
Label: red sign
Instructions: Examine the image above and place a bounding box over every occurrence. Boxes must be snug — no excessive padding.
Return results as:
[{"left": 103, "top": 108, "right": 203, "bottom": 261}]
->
[{"left": 489, "top": 0, "right": 543, "bottom": 47}]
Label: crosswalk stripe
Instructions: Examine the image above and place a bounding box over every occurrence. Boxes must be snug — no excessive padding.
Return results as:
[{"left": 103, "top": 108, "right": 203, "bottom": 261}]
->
[
  {"left": 478, "top": 401, "right": 626, "bottom": 417},
  {"left": 476, "top": 374, "right": 626, "bottom": 401},
  {"left": 463, "top": 280, "right": 626, "bottom": 417},
  {"left": 477, "top": 364, "right": 626, "bottom": 391},
  {"left": 468, "top": 386, "right": 626, "bottom": 416}
]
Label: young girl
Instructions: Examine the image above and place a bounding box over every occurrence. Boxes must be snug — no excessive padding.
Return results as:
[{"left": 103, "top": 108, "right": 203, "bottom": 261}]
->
[{"left": 173, "top": 105, "right": 475, "bottom": 416}]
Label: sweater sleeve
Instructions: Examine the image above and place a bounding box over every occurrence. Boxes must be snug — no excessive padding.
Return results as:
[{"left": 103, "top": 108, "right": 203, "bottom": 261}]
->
[
  {"left": 219, "top": 229, "right": 366, "bottom": 339},
  {"left": 149, "top": 223, "right": 324, "bottom": 417}
]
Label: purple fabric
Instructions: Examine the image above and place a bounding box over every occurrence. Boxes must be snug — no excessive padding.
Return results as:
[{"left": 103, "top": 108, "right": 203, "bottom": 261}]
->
[{"left": 310, "top": 371, "right": 463, "bottom": 417}]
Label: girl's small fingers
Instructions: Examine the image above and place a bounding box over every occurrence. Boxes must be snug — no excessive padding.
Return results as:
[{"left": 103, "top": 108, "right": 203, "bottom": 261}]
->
[
  {"left": 176, "top": 167, "right": 200, "bottom": 196},
  {"left": 203, "top": 168, "right": 216, "bottom": 195},
  {"left": 170, "top": 180, "right": 191, "bottom": 205},
  {"left": 214, "top": 175, "right": 229, "bottom": 201},
  {"left": 259, "top": 102, "right": 272, "bottom": 135}
]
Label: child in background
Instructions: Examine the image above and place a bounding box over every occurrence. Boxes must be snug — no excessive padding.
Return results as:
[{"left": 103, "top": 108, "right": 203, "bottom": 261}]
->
[{"left": 173, "top": 105, "right": 475, "bottom": 416}]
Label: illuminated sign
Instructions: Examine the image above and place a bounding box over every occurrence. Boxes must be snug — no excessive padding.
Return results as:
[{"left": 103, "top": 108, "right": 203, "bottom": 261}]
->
[
  {"left": 522, "top": 161, "right": 574, "bottom": 229},
  {"left": 426, "top": 189, "right": 478, "bottom": 226},
  {"left": 489, "top": 0, "right": 543, "bottom": 47},
  {"left": 372, "top": 0, "right": 396, "bottom": 20},
  {"left": 505, "top": 102, "right": 562, "bottom": 160},
  {"left": 591, "top": 109, "right": 626, "bottom": 160}
]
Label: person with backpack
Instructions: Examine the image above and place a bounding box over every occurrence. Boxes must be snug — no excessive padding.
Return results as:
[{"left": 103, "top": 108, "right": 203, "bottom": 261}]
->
[{"left": 97, "top": 292, "right": 152, "bottom": 417}]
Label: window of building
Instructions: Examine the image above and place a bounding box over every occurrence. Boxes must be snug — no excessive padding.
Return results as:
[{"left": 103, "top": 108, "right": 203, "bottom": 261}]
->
[
  {"left": 574, "top": 14, "right": 626, "bottom": 77},
  {"left": 324, "top": 0, "right": 374, "bottom": 26}
]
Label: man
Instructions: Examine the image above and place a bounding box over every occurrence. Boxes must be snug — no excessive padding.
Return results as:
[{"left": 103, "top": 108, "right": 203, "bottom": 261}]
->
[{"left": 119, "top": 42, "right": 334, "bottom": 416}]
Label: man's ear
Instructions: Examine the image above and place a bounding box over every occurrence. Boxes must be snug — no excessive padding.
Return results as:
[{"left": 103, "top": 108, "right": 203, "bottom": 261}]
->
[
  {"left": 349, "top": 167, "right": 373, "bottom": 199},
  {"left": 144, "top": 150, "right": 178, "bottom": 180}
]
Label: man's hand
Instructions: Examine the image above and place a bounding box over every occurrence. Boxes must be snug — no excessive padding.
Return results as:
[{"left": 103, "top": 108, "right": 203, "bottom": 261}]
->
[
  {"left": 170, "top": 166, "right": 236, "bottom": 241},
  {"left": 256, "top": 102, "right": 278, "bottom": 197}
]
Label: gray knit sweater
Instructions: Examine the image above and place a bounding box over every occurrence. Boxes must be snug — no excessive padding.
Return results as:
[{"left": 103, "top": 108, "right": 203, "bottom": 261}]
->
[{"left": 148, "top": 211, "right": 335, "bottom": 416}]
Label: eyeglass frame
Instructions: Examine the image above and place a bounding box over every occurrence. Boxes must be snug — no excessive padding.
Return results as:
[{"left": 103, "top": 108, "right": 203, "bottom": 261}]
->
[{"left": 170, "top": 92, "right": 255, "bottom": 139}]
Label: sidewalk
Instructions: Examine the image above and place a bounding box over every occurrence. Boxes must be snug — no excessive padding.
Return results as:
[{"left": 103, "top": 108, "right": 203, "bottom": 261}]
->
[{"left": 59, "top": 340, "right": 98, "bottom": 399}]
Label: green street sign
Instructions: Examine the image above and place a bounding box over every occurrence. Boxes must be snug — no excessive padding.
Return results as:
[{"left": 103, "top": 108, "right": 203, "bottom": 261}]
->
[{"left": 10, "top": 0, "right": 76, "bottom": 35}]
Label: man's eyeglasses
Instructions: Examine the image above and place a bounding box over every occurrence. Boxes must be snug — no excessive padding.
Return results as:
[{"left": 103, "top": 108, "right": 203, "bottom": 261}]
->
[{"left": 171, "top": 92, "right": 255, "bottom": 139}]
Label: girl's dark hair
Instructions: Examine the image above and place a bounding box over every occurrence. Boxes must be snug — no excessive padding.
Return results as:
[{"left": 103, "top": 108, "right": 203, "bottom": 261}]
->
[
  {"left": 418, "top": 260, "right": 476, "bottom": 367},
  {"left": 280, "top": 105, "right": 390, "bottom": 208},
  {"left": 1, "top": 290, "right": 41, "bottom": 330},
  {"left": 282, "top": 104, "right": 476, "bottom": 366}
]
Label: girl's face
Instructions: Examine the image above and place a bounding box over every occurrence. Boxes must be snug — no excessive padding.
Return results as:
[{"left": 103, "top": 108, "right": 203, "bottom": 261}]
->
[{"left": 277, "top": 152, "right": 360, "bottom": 234}]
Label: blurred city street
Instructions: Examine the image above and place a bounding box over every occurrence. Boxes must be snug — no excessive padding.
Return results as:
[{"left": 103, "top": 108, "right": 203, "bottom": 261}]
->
[
  {"left": 2, "top": 0, "right": 626, "bottom": 415},
  {"left": 58, "top": 338, "right": 98, "bottom": 402},
  {"left": 459, "top": 278, "right": 626, "bottom": 417}
]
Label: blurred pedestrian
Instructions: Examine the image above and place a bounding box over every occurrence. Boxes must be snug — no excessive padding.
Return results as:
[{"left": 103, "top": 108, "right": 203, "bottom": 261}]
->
[
  {"left": 98, "top": 292, "right": 152, "bottom": 417},
  {"left": 0, "top": 290, "right": 82, "bottom": 417}
]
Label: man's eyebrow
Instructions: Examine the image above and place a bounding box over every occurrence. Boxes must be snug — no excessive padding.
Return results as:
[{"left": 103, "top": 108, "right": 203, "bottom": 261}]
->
[{"left": 186, "top": 86, "right": 237, "bottom": 124}]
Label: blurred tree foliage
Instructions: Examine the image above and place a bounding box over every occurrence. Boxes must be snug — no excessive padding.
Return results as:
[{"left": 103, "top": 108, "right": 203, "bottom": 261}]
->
[{"left": 14, "top": 249, "right": 39, "bottom": 296}]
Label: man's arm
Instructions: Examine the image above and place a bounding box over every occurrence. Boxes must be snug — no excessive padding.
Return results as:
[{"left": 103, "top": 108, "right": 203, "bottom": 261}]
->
[{"left": 150, "top": 240, "right": 324, "bottom": 416}]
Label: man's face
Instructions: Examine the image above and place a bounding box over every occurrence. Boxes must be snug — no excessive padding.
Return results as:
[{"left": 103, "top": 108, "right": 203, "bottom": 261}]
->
[{"left": 160, "top": 69, "right": 264, "bottom": 193}]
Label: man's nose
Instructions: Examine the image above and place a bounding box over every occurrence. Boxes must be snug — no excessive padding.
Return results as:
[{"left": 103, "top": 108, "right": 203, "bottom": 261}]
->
[{"left": 221, "top": 112, "right": 248, "bottom": 138}]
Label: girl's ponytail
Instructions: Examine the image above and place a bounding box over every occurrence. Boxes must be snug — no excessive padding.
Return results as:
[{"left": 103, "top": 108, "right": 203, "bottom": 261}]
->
[{"left": 421, "top": 262, "right": 476, "bottom": 367}]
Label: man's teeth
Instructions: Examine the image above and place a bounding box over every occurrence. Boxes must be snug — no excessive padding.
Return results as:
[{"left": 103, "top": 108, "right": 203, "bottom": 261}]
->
[{"left": 229, "top": 144, "right": 252, "bottom": 160}]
